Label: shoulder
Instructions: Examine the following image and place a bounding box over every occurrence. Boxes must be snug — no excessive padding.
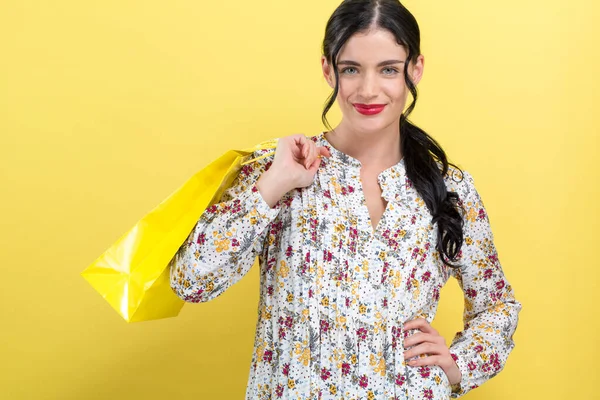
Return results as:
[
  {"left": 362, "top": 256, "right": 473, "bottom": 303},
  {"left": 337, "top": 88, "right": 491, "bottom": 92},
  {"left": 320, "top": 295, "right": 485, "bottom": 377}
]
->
[{"left": 437, "top": 160, "right": 477, "bottom": 202}]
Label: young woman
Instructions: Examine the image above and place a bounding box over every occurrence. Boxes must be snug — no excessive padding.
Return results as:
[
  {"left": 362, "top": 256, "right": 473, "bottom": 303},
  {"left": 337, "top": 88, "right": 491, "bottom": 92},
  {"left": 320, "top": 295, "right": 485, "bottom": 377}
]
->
[{"left": 170, "top": 1, "right": 522, "bottom": 398}]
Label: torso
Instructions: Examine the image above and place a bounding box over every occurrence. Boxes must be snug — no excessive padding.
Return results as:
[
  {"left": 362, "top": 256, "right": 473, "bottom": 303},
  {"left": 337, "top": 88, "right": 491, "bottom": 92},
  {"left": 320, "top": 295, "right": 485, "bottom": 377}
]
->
[{"left": 360, "top": 169, "right": 389, "bottom": 232}]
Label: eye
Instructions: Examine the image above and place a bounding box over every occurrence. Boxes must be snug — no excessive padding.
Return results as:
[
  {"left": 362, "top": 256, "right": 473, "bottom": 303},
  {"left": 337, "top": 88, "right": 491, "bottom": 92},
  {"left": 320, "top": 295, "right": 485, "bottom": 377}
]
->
[
  {"left": 382, "top": 67, "right": 400, "bottom": 75},
  {"left": 340, "top": 67, "right": 357, "bottom": 75}
]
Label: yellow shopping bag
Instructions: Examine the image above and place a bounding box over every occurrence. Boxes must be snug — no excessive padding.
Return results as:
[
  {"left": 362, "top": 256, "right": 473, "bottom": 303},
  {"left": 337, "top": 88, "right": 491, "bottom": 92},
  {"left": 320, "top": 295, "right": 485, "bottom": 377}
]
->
[{"left": 81, "top": 139, "right": 278, "bottom": 322}]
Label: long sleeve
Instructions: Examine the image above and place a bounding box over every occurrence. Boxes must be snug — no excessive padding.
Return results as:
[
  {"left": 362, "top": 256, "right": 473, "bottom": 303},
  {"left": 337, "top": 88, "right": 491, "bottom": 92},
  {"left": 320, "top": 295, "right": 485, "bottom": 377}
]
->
[
  {"left": 169, "top": 149, "right": 281, "bottom": 303},
  {"left": 447, "top": 171, "right": 523, "bottom": 398}
]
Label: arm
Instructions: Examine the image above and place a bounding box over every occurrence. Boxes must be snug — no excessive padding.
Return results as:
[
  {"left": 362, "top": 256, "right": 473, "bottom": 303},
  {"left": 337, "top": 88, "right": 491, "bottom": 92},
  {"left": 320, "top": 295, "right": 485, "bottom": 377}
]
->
[
  {"left": 169, "top": 150, "right": 286, "bottom": 303},
  {"left": 447, "top": 171, "right": 523, "bottom": 398}
]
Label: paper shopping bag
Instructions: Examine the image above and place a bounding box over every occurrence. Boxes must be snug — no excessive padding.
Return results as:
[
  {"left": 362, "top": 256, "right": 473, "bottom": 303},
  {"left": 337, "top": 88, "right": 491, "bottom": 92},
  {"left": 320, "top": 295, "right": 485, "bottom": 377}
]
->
[{"left": 81, "top": 138, "right": 278, "bottom": 322}]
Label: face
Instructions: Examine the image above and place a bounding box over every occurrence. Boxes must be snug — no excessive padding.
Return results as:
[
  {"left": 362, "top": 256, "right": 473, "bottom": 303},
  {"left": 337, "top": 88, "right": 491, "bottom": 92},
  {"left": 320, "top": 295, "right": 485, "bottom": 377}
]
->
[{"left": 321, "top": 28, "right": 424, "bottom": 134}]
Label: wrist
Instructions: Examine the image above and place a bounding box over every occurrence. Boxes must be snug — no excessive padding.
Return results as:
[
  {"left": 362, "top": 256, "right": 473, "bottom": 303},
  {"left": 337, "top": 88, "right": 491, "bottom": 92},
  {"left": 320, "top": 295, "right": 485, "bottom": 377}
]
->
[{"left": 256, "top": 168, "right": 292, "bottom": 208}]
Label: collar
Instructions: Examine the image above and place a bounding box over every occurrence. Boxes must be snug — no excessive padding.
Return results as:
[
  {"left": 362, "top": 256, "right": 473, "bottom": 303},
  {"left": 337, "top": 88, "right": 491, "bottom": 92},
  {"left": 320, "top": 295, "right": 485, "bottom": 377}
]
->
[{"left": 312, "top": 132, "right": 409, "bottom": 204}]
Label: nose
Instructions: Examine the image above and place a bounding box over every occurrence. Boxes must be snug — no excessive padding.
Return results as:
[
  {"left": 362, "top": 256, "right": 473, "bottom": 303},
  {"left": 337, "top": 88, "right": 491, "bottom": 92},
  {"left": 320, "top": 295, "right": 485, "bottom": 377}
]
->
[{"left": 358, "top": 71, "right": 378, "bottom": 100}]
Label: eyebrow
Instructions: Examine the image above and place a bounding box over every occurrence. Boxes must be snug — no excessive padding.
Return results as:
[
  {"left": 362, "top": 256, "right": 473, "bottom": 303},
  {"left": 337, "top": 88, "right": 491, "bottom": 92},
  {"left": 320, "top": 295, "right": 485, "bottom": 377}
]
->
[{"left": 337, "top": 60, "right": 405, "bottom": 67}]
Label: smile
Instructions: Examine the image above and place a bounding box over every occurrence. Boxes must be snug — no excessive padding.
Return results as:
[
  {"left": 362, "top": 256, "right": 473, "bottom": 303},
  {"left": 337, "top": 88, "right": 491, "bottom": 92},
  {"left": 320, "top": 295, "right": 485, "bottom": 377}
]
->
[{"left": 353, "top": 104, "right": 386, "bottom": 115}]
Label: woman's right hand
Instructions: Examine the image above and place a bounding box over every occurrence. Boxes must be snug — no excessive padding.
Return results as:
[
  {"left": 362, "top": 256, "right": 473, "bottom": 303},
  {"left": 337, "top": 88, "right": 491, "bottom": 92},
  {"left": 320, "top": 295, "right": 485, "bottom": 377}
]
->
[{"left": 256, "top": 134, "right": 331, "bottom": 208}]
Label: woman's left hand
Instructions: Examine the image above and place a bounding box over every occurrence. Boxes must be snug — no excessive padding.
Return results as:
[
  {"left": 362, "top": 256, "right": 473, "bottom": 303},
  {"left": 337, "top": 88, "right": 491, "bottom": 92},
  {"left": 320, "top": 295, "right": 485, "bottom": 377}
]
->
[{"left": 403, "top": 318, "right": 462, "bottom": 386}]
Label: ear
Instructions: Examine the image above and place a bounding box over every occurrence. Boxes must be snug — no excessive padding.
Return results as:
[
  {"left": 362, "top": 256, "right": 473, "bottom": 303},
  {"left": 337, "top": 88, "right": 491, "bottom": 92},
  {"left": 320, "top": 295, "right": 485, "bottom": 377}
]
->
[
  {"left": 408, "top": 54, "right": 425, "bottom": 86},
  {"left": 321, "top": 56, "right": 335, "bottom": 88}
]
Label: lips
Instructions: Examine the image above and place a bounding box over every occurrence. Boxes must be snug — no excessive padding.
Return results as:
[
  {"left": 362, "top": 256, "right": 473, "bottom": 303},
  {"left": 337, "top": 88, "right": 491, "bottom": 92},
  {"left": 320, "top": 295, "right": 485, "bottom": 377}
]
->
[{"left": 353, "top": 103, "right": 386, "bottom": 115}]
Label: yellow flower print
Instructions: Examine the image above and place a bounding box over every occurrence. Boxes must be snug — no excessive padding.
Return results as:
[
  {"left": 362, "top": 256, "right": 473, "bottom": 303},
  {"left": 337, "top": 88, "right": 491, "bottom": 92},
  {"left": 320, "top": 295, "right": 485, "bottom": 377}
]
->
[
  {"left": 465, "top": 236, "right": 473, "bottom": 245},
  {"left": 334, "top": 223, "right": 345, "bottom": 233},
  {"left": 391, "top": 271, "right": 402, "bottom": 288},
  {"left": 321, "top": 296, "right": 329, "bottom": 307},
  {"left": 329, "top": 384, "right": 337, "bottom": 395},
  {"left": 287, "top": 292, "right": 294, "bottom": 303},
  {"left": 206, "top": 281, "right": 214, "bottom": 292},
  {"left": 279, "top": 260, "right": 289, "bottom": 278},
  {"left": 466, "top": 205, "right": 478, "bottom": 223},
  {"left": 367, "top": 390, "right": 375, "bottom": 400},
  {"left": 287, "top": 379, "right": 296, "bottom": 389},
  {"left": 215, "top": 238, "right": 230, "bottom": 253},
  {"left": 465, "top": 297, "right": 473, "bottom": 312},
  {"left": 358, "top": 303, "right": 367, "bottom": 314},
  {"left": 369, "top": 353, "right": 386, "bottom": 376},
  {"left": 294, "top": 342, "right": 311, "bottom": 366}
]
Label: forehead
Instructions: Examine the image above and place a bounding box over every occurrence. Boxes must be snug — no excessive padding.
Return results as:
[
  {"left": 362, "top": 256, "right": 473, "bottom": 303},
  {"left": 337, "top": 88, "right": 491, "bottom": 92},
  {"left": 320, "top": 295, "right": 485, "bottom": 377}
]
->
[{"left": 338, "top": 29, "right": 407, "bottom": 63}]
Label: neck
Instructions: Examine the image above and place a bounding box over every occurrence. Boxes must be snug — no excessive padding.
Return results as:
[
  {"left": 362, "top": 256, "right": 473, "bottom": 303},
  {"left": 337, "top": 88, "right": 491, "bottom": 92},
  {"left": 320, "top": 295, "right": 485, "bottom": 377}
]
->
[{"left": 325, "top": 123, "right": 403, "bottom": 170}]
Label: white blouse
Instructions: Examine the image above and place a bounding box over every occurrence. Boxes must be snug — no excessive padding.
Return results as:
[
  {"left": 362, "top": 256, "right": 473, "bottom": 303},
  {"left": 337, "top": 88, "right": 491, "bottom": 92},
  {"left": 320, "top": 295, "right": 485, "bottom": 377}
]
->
[{"left": 170, "top": 132, "right": 522, "bottom": 399}]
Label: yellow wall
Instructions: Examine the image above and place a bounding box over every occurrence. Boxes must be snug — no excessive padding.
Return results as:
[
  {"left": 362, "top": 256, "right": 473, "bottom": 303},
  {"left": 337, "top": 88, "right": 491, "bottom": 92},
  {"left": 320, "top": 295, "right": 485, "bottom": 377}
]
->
[{"left": 1, "top": 0, "right": 598, "bottom": 398}]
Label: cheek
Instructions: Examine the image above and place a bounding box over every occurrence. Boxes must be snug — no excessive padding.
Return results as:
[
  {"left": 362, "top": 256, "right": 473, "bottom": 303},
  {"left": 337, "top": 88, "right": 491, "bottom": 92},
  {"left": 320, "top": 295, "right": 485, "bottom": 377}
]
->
[{"left": 382, "top": 80, "right": 407, "bottom": 100}]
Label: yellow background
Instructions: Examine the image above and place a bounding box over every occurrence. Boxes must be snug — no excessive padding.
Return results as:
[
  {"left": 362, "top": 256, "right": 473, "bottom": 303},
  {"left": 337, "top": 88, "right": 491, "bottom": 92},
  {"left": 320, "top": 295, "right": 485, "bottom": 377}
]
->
[{"left": 1, "top": 0, "right": 598, "bottom": 399}]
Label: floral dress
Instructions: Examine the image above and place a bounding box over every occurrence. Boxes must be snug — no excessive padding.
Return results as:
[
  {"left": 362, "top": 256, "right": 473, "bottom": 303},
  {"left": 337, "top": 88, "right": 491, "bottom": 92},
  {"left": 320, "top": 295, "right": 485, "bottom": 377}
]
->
[{"left": 170, "top": 132, "right": 522, "bottom": 399}]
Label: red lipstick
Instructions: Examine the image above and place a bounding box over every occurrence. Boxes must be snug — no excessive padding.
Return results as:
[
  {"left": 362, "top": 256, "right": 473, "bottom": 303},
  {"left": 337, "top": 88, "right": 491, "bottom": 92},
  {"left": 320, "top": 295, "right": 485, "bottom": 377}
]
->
[{"left": 353, "top": 103, "right": 386, "bottom": 115}]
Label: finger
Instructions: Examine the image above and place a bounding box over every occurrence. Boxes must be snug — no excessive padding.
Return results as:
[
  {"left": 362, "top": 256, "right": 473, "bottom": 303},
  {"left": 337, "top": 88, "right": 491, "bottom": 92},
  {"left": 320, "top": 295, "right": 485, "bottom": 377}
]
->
[
  {"left": 318, "top": 146, "right": 332, "bottom": 158},
  {"left": 306, "top": 142, "right": 317, "bottom": 169},
  {"left": 404, "top": 332, "right": 443, "bottom": 348},
  {"left": 403, "top": 342, "right": 442, "bottom": 360},
  {"left": 308, "top": 156, "right": 322, "bottom": 173},
  {"left": 403, "top": 318, "right": 438, "bottom": 335},
  {"left": 406, "top": 355, "right": 444, "bottom": 367}
]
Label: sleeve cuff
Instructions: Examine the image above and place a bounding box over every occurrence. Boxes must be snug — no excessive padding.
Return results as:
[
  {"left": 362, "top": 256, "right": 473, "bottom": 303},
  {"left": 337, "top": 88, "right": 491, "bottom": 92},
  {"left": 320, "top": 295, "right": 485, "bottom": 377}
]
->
[
  {"left": 247, "top": 182, "right": 282, "bottom": 221},
  {"left": 449, "top": 351, "right": 475, "bottom": 398}
]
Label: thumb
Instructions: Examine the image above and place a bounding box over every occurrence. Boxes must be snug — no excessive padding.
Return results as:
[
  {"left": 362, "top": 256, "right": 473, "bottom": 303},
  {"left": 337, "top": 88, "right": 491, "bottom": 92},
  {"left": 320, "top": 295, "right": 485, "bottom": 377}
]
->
[{"left": 307, "top": 157, "right": 322, "bottom": 174}]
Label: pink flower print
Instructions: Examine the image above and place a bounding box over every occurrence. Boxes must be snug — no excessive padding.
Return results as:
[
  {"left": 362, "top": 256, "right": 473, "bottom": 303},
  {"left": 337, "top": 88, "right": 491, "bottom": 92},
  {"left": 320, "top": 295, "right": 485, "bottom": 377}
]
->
[
  {"left": 468, "top": 361, "right": 477, "bottom": 371},
  {"left": 359, "top": 375, "right": 369, "bottom": 388},
  {"left": 474, "top": 345, "right": 484, "bottom": 353},
  {"left": 395, "top": 374, "right": 406, "bottom": 386},
  {"left": 267, "top": 285, "right": 274, "bottom": 296},
  {"left": 263, "top": 350, "right": 273, "bottom": 363},
  {"left": 282, "top": 363, "right": 290, "bottom": 376},
  {"left": 275, "top": 384, "right": 284, "bottom": 398},
  {"left": 422, "top": 271, "right": 431, "bottom": 282},
  {"left": 482, "top": 363, "right": 491, "bottom": 373},
  {"left": 323, "top": 250, "right": 333, "bottom": 262},
  {"left": 278, "top": 327, "right": 286, "bottom": 339},
  {"left": 231, "top": 238, "right": 240, "bottom": 247},
  {"left": 423, "top": 388, "right": 433, "bottom": 399},
  {"left": 320, "top": 367, "right": 331, "bottom": 381},
  {"left": 341, "top": 363, "right": 350, "bottom": 376},
  {"left": 418, "top": 366, "right": 431, "bottom": 378},
  {"left": 496, "top": 280, "right": 505, "bottom": 290},
  {"left": 240, "top": 164, "right": 254, "bottom": 177},
  {"left": 484, "top": 268, "right": 493, "bottom": 279},
  {"left": 357, "top": 327, "right": 368, "bottom": 341},
  {"left": 285, "top": 246, "right": 293, "bottom": 257},
  {"left": 320, "top": 319, "right": 330, "bottom": 333},
  {"left": 324, "top": 190, "right": 331, "bottom": 199},
  {"left": 432, "top": 286, "right": 440, "bottom": 301},
  {"left": 450, "top": 353, "right": 458, "bottom": 362},
  {"left": 348, "top": 185, "right": 355, "bottom": 193},
  {"left": 465, "top": 288, "right": 477, "bottom": 298},
  {"left": 196, "top": 233, "right": 206, "bottom": 245},
  {"left": 478, "top": 208, "right": 486, "bottom": 221},
  {"left": 382, "top": 297, "right": 388, "bottom": 307}
]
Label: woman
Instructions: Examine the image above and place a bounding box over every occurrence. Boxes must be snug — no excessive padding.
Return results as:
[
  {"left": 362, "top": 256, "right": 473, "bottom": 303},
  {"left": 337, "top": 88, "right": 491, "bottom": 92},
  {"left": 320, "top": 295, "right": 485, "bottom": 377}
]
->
[{"left": 170, "top": 1, "right": 522, "bottom": 398}]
